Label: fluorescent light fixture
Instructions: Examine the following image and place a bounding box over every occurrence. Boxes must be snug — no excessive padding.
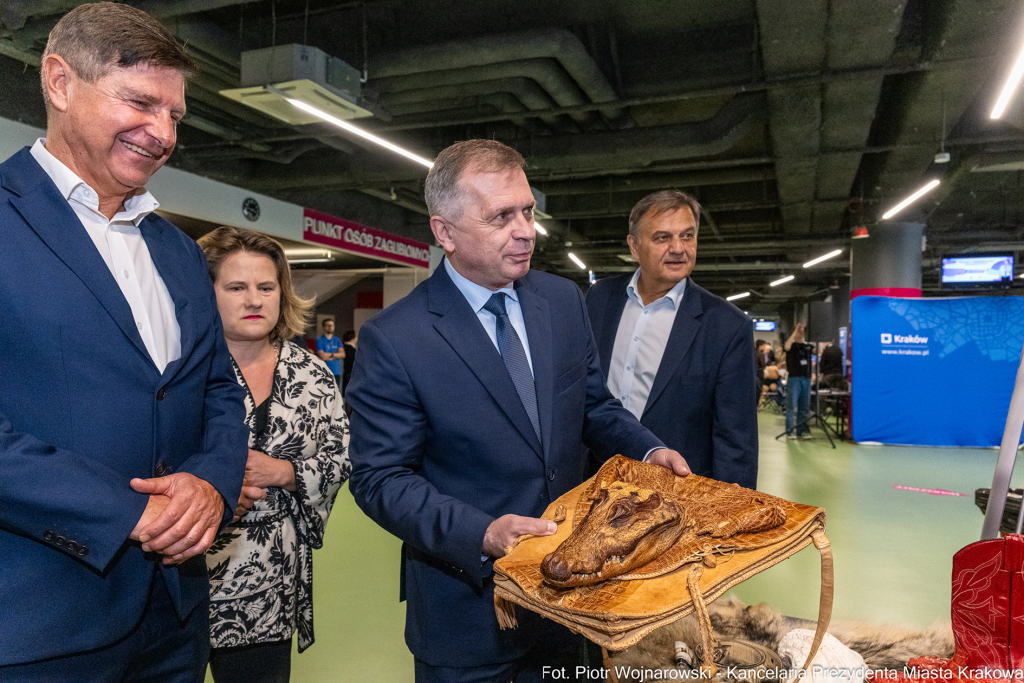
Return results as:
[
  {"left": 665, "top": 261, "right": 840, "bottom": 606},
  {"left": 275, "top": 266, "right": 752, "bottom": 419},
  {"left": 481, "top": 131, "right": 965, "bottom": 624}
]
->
[
  {"left": 881, "top": 179, "right": 940, "bottom": 220},
  {"left": 533, "top": 222, "right": 548, "bottom": 236},
  {"left": 803, "top": 249, "right": 843, "bottom": 268},
  {"left": 287, "top": 258, "right": 333, "bottom": 264},
  {"left": 770, "top": 275, "right": 795, "bottom": 287},
  {"left": 285, "top": 249, "right": 332, "bottom": 258},
  {"left": 726, "top": 292, "right": 750, "bottom": 301},
  {"left": 283, "top": 95, "right": 434, "bottom": 168},
  {"left": 568, "top": 252, "right": 586, "bottom": 269},
  {"left": 992, "top": 40, "right": 1024, "bottom": 118}
]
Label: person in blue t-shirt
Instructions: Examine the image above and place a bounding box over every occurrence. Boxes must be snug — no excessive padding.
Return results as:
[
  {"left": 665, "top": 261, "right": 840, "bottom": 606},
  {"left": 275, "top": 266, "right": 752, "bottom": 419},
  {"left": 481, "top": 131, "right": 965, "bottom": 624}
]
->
[{"left": 316, "top": 319, "right": 345, "bottom": 385}]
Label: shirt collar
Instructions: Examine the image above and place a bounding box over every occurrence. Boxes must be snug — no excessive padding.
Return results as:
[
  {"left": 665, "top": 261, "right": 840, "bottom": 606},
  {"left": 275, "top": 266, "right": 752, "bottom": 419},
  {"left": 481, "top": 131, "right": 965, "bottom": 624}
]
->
[
  {"left": 30, "top": 137, "right": 160, "bottom": 225},
  {"left": 625, "top": 268, "right": 687, "bottom": 308},
  {"left": 444, "top": 257, "right": 518, "bottom": 313}
]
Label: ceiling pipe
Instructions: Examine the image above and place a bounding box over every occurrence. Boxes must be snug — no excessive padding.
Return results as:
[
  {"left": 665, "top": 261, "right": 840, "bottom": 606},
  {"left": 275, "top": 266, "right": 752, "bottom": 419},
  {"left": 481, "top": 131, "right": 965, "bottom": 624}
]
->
[
  {"left": 525, "top": 93, "right": 761, "bottom": 174},
  {"left": 371, "top": 28, "right": 629, "bottom": 126},
  {"left": 378, "top": 77, "right": 574, "bottom": 132},
  {"left": 370, "top": 58, "right": 597, "bottom": 127},
  {"left": 239, "top": 93, "right": 761, "bottom": 191},
  {"left": 535, "top": 167, "right": 776, "bottom": 195}
]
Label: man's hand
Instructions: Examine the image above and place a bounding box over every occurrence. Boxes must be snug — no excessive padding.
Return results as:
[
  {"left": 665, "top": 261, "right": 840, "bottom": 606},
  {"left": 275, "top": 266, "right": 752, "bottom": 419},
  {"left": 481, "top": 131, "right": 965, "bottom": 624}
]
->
[
  {"left": 129, "top": 473, "right": 225, "bottom": 565},
  {"left": 244, "top": 449, "right": 296, "bottom": 492},
  {"left": 646, "top": 448, "right": 690, "bottom": 477},
  {"left": 233, "top": 484, "right": 267, "bottom": 522},
  {"left": 483, "top": 514, "right": 557, "bottom": 558}
]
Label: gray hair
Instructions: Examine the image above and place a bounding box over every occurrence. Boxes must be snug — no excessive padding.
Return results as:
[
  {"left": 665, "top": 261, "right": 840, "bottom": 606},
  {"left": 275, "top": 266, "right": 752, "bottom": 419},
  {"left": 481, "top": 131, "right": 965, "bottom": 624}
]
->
[
  {"left": 628, "top": 190, "right": 702, "bottom": 241},
  {"left": 425, "top": 139, "right": 526, "bottom": 222},
  {"left": 42, "top": 2, "right": 196, "bottom": 107}
]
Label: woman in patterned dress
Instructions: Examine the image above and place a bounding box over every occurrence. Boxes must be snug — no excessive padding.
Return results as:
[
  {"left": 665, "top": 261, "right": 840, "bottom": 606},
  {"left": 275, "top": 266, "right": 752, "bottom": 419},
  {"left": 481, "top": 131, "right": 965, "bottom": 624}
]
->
[{"left": 197, "top": 226, "right": 350, "bottom": 683}]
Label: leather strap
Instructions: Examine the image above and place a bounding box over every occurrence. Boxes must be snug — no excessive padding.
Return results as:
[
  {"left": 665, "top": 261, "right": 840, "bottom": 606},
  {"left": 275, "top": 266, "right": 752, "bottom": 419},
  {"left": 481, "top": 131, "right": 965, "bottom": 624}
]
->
[
  {"left": 686, "top": 563, "right": 720, "bottom": 678},
  {"left": 802, "top": 530, "right": 835, "bottom": 670},
  {"left": 602, "top": 647, "right": 620, "bottom": 683}
]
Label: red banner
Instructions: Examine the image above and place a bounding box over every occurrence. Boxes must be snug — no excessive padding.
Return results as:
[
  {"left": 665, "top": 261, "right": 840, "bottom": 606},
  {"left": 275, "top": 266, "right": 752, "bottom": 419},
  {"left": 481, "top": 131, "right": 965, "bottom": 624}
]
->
[{"left": 303, "top": 207, "right": 430, "bottom": 268}]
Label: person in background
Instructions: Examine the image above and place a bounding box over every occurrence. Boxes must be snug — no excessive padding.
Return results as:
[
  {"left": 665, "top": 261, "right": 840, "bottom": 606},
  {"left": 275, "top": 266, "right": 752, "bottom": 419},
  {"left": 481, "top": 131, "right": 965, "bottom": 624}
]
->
[
  {"left": 341, "top": 329, "right": 358, "bottom": 394},
  {"left": 819, "top": 341, "right": 846, "bottom": 390},
  {"left": 756, "top": 339, "right": 780, "bottom": 409},
  {"left": 0, "top": 4, "right": 249, "bottom": 680},
  {"left": 198, "top": 226, "right": 350, "bottom": 683},
  {"left": 586, "top": 189, "right": 757, "bottom": 488},
  {"left": 316, "top": 319, "right": 344, "bottom": 386},
  {"left": 784, "top": 323, "right": 813, "bottom": 439}
]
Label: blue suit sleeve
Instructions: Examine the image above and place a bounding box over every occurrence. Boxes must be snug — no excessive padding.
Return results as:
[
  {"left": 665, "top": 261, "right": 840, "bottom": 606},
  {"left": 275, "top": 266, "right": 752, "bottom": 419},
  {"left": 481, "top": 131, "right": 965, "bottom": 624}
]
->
[
  {"left": 575, "top": 286, "right": 665, "bottom": 461},
  {"left": 711, "top": 319, "right": 759, "bottom": 488},
  {"left": 346, "top": 320, "right": 494, "bottom": 583},
  {"left": 0, "top": 413, "right": 150, "bottom": 571}
]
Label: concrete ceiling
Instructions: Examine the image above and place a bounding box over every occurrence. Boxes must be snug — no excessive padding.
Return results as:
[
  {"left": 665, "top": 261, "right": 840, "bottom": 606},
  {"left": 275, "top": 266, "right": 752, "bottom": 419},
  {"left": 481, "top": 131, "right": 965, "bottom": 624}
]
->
[{"left": 3, "top": 0, "right": 1024, "bottom": 315}]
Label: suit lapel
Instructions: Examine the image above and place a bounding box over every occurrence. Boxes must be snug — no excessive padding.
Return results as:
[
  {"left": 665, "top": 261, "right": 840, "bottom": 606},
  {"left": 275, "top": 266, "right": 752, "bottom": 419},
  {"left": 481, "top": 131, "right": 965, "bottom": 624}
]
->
[
  {"left": 643, "top": 280, "right": 703, "bottom": 417},
  {"left": 428, "top": 267, "right": 544, "bottom": 459},
  {"left": 140, "top": 214, "right": 195, "bottom": 378},
  {"left": 598, "top": 276, "right": 630, "bottom": 377},
  {"left": 3, "top": 150, "right": 152, "bottom": 363},
  {"left": 516, "top": 277, "right": 553, "bottom": 460}
]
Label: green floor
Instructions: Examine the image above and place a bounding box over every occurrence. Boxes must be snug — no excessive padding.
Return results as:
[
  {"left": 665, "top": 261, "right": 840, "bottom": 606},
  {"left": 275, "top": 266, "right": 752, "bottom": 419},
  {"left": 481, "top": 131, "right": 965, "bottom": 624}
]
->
[{"left": 208, "top": 411, "right": 1020, "bottom": 681}]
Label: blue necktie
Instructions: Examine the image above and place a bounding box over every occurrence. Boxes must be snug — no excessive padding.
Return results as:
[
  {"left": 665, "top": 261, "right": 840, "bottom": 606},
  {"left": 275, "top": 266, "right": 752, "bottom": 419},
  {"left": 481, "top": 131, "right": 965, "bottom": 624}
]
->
[{"left": 483, "top": 292, "right": 541, "bottom": 442}]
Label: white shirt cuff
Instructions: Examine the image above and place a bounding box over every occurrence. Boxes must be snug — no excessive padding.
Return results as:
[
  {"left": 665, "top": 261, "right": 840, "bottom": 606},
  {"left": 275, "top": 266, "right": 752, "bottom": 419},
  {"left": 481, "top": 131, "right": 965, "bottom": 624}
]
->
[{"left": 643, "top": 447, "right": 664, "bottom": 462}]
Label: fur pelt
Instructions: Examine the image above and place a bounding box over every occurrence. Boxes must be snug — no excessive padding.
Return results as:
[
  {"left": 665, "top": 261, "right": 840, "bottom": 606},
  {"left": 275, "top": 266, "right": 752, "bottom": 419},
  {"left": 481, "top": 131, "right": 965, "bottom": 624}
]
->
[{"left": 608, "top": 595, "right": 953, "bottom": 680}]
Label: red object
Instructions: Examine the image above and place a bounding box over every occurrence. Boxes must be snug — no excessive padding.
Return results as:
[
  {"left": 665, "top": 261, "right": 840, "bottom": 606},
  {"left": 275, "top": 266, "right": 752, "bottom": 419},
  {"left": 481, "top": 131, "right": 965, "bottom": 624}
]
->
[
  {"left": 950, "top": 535, "right": 1024, "bottom": 670},
  {"left": 357, "top": 291, "right": 384, "bottom": 309},
  {"left": 852, "top": 226, "right": 870, "bottom": 239},
  {"left": 891, "top": 536, "right": 1024, "bottom": 683},
  {"left": 849, "top": 287, "right": 922, "bottom": 299}
]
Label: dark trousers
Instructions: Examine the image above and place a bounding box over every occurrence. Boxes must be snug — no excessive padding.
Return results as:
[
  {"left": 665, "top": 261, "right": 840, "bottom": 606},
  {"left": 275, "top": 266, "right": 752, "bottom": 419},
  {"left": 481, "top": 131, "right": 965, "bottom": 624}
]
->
[
  {"left": 414, "top": 620, "right": 585, "bottom": 683},
  {"left": 0, "top": 570, "right": 209, "bottom": 683},
  {"left": 209, "top": 639, "right": 292, "bottom": 683}
]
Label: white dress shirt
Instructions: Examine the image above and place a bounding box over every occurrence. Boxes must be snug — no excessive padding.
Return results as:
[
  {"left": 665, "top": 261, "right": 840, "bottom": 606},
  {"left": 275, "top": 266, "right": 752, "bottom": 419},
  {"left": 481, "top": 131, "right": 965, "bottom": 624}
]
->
[
  {"left": 607, "top": 269, "right": 687, "bottom": 420},
  {"left": 31, "top": 138, "right": 181, "bottom": 373},
  {"left": 444, "top": 257, "right": 534, "bottom": 376}
]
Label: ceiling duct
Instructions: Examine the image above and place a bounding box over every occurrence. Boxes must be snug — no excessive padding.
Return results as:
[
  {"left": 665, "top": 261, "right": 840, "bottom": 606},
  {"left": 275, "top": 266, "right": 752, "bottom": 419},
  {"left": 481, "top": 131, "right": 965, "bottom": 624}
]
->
[
  {"left": 371, "top": 29, "right": 629, "bottom": 126},
  {"left": 220, "top": 44, "right": 382, "bottom": 125}
]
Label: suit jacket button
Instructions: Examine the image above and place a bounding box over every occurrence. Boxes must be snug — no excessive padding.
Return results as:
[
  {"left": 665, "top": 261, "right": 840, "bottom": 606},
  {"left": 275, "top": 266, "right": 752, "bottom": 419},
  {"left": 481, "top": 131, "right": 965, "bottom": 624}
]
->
[
  {"left": 66, "top": 540, "right": 79, "bottom": 553},
  {"left": 55, "top": 535, "right": 66, "bottom": 547},
  {"left": 156, "top": 387, "right": 166, "bottom": 401},
  {"left": 155, "top": 463, "right": 167, "bottom": 476},
  {"left": 77, "top": 546, "right": 89, "bottom": 557},
  {"left": 548, "top": 470, "right": 556, "bottom": 481},
  {"left": 43, "top": 530, "right": 55, "bottom": 542}
]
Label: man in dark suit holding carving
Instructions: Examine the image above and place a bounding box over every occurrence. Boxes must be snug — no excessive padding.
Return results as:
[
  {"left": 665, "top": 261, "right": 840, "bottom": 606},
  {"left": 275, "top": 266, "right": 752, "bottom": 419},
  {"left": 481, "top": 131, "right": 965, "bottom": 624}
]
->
[{"left": 347, "top": 140, "right": 689, "bottom": 682}]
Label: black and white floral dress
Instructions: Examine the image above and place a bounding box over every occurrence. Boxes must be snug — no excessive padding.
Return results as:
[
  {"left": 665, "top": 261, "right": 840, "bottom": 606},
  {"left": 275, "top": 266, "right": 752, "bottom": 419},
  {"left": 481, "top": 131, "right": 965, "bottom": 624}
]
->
[{"left": 207, "top": 340, "right": 350, "bottom": 652}]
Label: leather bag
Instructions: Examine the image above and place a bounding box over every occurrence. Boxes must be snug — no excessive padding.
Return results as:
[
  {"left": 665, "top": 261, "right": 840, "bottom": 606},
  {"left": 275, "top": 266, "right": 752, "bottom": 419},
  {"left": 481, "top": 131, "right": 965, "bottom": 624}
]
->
[{"left": 493, "top": 455, "right": 833, "bottom": 676}]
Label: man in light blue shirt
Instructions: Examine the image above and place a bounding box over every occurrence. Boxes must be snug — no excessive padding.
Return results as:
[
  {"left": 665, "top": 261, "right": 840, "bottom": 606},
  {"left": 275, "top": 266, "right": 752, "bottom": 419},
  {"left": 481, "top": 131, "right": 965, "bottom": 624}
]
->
[{"left": 587, "top": 190, "right": 758, "bottom": 489}]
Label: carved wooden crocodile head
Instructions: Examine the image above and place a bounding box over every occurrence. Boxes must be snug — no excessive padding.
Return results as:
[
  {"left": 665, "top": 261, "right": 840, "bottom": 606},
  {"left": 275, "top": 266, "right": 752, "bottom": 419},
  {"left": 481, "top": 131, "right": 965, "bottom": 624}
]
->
[{"left": 540, "top": 481, "right": 686, "bottom": 588}]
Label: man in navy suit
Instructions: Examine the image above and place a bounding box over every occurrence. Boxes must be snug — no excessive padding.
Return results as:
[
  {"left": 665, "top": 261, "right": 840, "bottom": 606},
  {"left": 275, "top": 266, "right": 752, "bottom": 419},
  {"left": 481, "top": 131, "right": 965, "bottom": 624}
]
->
[
  {"left": 586, "top": 190, "right": 758, "bottom": 489},
  {"left": 0, "top": 4, "right": 250, "bottom": 680},
  {"left": 347, "top": 140, "right": 689, "bottom": 682}
]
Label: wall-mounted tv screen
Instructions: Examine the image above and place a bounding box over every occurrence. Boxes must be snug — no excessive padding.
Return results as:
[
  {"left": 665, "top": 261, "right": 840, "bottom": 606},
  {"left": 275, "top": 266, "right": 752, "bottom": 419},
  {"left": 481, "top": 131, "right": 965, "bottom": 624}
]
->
[
  {"left": 754, "top": 321, "right": 777, "bottom": 331},
  {"left": 941, "top": 253, "right": 1013, "bottom": 288}
]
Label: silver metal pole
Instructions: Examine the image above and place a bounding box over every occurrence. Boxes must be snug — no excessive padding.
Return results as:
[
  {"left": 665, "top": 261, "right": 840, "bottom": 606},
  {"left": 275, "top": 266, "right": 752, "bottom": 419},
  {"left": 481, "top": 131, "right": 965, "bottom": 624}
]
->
[{"left": 981, "top": 341, "right": 1024, "bottom": 540}]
